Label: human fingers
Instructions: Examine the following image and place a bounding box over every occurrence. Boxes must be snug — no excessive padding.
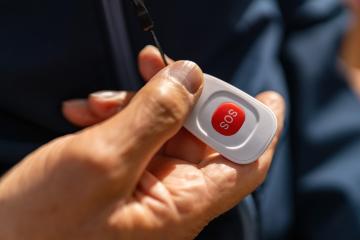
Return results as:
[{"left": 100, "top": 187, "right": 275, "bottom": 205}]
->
[
  {"left": 70, "top": 61, "right": 204, "bottom": 193},
  {"left": 198, "top": 91, "right": 285, "bottom": 217},
  {"left": 138, "top": 45, "right": 174, "bottom": 81},
  {"left": 62, "top": 91, "right": 135, "bottom": 127}
]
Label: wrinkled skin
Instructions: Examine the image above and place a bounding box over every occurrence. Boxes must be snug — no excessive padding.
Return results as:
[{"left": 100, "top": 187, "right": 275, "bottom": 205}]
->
[{"left": 0, "top": 46, "right": 285, "bottom": 240}]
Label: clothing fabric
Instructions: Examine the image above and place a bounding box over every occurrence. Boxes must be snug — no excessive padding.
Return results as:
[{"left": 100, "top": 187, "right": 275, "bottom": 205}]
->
[{"left": 0, "top": 0, "right": 359, "bottom": 239}]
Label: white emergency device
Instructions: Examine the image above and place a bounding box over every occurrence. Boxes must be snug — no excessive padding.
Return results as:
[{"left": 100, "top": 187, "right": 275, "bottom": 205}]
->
[
  {"left": 184, "top": 74, "right": 277, "bottom": 164},
  {"left": 131, "top": 0, "right": 277, "bottom": 164}
]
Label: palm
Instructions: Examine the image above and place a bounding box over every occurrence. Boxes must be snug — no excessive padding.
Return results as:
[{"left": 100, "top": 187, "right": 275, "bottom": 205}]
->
[
  {"left": 111, "top": 129, "right": 255, "bottom": 239},
  {"left": 109, "top": 130, "right": 210, "bottom": 237}
]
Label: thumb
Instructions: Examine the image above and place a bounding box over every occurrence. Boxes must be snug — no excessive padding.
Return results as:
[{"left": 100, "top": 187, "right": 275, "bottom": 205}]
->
[{"left": 75, "top": 61, "right": 204, "bottom": 191}]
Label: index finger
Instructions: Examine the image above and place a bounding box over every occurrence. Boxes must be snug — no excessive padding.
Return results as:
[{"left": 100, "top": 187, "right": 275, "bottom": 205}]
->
[{"left": 138, "top": 45, "right": 175, "bottom": 81}]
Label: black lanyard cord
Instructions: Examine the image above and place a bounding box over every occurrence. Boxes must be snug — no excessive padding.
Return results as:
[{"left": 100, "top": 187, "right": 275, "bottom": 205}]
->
[{"left": 131, "top": 0, "right": 169, "bottom": 66}]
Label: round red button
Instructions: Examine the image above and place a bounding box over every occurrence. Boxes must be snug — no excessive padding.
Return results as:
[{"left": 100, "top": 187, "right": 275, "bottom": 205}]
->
[{"left": 211, "top": 102, "right": 246, "bottom": 136}]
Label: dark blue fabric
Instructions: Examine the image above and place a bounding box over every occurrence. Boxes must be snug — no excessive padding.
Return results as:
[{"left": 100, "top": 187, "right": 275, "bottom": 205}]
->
[
  {"left": 0, "top": 0, "right": 359, "bottom": 239},
  {"left": 280, "top": 1, "right": 360, "bottom": 239},
  {"left": 0, "top": 0, "right": 117, "bottom": 170}
]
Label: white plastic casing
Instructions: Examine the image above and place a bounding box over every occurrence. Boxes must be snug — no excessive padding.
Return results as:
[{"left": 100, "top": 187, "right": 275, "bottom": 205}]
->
[{"left": 184, "top": 74, "right": 277, "bottom": 164}]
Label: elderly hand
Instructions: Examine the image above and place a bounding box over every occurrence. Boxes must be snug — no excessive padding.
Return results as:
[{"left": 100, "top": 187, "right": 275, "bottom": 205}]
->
[
  {"left": 0, "top": 46, "right": 285, "bottom": 240},
  {"left": 342, "top": 0, "right": 360, "bottom": 94}
]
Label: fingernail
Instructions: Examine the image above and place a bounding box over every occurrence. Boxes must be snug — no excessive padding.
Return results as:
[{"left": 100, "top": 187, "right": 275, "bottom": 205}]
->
[
  {"left": 91, "top": 91, "right": 122, "bottom": 100},
  {"left": 169, "top": 61, "right": 203, "bottom": 94}
]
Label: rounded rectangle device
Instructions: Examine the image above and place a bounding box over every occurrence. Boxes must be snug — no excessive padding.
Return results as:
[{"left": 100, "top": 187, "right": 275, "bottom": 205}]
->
[{"left": 184, "top": 74, "right": 277, "bottom": 164}]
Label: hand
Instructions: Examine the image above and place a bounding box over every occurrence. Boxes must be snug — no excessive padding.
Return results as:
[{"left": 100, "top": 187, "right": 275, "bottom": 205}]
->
[
  {"left": 0, "top": 47, "right": 285, "bottom": 240},
  {"left": 342, "top": 0, "right": 360, "bottom": 94},
  {"left": 343, "top": 0, "right": 360, "bottom": 68},
  {"left": 62, "top": 46, "right": 173, "bottom": 127}
]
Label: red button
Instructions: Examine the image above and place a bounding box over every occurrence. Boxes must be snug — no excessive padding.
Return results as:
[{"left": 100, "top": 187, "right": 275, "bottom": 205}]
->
[{"left": 211, "top": 102, "right": 245, "bottom": 136}]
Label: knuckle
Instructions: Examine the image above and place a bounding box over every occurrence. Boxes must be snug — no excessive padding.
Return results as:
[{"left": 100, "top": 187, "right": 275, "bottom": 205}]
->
[
  {"left": 65, "top": 131, "right": 119, "bottom": 177},
  {"left": 84, "top": 149, "right": 117, "bottom": 174},
  {"left": 146, "top": 86, "right": 189, "bottom": 128}
]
